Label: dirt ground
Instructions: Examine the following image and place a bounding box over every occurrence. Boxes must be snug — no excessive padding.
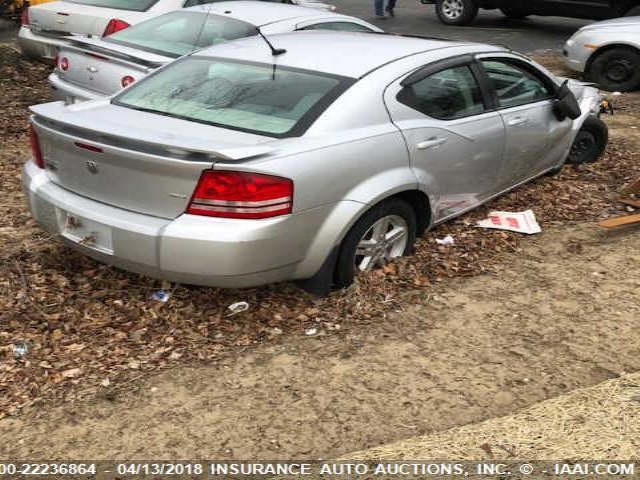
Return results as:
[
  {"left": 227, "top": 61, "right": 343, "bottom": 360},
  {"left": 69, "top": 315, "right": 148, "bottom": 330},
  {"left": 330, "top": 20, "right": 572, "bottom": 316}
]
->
[
  {"left": 1, "top": 220, "right": 638, "bottom": 459},
  {"left": 0, "top": 48, "right": 639, "bottom": 460},
  {"left": 349, "top": 371, "right": 640, "bottom": 460}
]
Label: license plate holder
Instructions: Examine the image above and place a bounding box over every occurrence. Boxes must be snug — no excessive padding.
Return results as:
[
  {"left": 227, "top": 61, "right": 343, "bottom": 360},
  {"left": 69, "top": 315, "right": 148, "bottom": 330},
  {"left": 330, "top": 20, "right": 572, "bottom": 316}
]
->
[{"left": 57, "top": 210, "right": 114, "bottom": 255}]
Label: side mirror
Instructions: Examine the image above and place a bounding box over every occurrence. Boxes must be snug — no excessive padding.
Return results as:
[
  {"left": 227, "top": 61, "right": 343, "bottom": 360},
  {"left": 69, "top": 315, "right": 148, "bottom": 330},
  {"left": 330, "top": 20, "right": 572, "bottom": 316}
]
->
[{"left": 553, "top": 80, "right": 581, "bottom": 121}]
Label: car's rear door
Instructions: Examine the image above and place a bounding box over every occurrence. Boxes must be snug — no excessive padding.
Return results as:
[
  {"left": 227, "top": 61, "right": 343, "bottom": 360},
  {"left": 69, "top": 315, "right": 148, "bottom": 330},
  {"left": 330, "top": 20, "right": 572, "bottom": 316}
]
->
[
  {"left": 476, "top": 55, "right": 572, "bottom": 186},
  {"left": 383, "top": 56, "right": 507, "bottom": 222}
]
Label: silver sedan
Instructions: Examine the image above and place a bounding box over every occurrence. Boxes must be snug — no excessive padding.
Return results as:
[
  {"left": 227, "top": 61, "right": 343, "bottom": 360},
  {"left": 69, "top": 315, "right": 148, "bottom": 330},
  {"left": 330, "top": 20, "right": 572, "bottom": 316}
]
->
[
  {"left": 23, "top": 32, "right": 608, "bottom": 294},
  {"left": 19, "top": 0, "right": 336, "bottom": 62},
  {"left": 564, "top": 16, "right": 640, "bottom": 91},
  {"left": 49, "top": 1, "right": 381, "bottom": 103}
]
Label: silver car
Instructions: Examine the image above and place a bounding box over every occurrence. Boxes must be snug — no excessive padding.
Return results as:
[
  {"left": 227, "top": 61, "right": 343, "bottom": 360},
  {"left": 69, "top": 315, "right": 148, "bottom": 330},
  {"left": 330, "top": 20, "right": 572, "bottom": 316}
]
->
[
  {"left": 18, "top": 0, "right": 336, "bottom": 62},
  {"left": 23, "top": 32, "right": 607, "bottom": 294},
  {"left": 564, "top": 16, "right": 640, "bottom": 91},
  {"left": 49, "top": 2, "right": 381, "bottom": 103}
]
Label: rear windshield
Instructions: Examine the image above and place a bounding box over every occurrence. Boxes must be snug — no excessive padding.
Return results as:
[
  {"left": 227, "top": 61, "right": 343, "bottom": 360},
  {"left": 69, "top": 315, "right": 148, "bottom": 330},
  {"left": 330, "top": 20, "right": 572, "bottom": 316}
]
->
[
  {"left": 106, "top": 11, "right": 257, "bottom": 57},
  {"left": 65, "top": 0, "right": 159, "bottom": 11},
  {"left": 113, "top": 57, "right": 353, "bottom": 137}
]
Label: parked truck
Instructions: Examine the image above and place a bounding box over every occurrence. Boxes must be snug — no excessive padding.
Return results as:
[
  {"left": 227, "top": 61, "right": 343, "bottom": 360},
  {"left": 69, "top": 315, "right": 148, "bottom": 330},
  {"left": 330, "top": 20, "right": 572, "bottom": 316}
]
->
[{"left": 422, "top": 0, "right": 640, "bottom": 26}]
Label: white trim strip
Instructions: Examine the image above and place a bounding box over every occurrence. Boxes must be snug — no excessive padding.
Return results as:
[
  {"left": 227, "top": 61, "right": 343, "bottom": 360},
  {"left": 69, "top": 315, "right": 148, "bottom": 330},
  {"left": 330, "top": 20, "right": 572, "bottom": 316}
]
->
[{"left": 192, "top": 196, "right": 292, "bottom": 208}]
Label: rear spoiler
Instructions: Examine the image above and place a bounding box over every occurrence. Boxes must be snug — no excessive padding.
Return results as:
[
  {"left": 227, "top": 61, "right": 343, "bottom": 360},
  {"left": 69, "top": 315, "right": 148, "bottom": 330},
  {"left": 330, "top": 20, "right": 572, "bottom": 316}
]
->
[
  {"left": 30, "top": 102, "right": 276, "bottom": 162},
  {"left": 64, "top": 36, "right": 168, "bottom": 69}
]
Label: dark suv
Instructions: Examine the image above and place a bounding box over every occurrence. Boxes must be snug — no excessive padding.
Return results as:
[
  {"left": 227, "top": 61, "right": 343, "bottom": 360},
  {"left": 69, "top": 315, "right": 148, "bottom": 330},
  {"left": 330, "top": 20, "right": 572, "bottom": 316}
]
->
[{"left": 422, "top": 0, "right": 640, "bottom": 25}]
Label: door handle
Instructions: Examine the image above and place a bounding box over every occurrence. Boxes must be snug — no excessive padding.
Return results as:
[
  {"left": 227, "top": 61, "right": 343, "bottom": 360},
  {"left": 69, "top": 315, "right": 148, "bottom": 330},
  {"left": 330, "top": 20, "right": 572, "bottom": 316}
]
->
[
  {"left": 416, "top": 137, "right": 447, "bottom": 150},
  {"left": 508, "top": 116, "right": 529, "bottom": 127}
]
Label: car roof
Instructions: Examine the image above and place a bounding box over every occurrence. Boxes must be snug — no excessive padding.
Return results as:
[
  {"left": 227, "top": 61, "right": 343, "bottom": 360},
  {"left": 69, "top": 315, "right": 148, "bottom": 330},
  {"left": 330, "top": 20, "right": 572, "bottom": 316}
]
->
[
  {"left": 184, "top": 1, "right": 344, "bottom": 26},
  {"left": 192, "top": 30, "right": 486, "bottom": 78}
]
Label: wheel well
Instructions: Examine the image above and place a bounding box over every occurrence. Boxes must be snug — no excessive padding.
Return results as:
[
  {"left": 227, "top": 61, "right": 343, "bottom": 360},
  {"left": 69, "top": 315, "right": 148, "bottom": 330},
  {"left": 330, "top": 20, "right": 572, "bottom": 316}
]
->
[
  {"left": 585, "top": 43, "right": 640, "bottom": 73},
  {"left": 390, "top": 190, "right": 432, "bottom": 235}
]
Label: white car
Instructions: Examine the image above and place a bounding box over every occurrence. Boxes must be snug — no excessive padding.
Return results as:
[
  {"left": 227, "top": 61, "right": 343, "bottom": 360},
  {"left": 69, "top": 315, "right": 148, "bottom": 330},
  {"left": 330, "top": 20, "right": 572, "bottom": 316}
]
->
[
  {"left": 563, "top": 16, "right": 640, "bottom": 92},
  {"left": 18, "top": 0, "right": 336, "bottom": 62},
  {"left": 49, "top": 2, "right": 381, "bottom": 103}
]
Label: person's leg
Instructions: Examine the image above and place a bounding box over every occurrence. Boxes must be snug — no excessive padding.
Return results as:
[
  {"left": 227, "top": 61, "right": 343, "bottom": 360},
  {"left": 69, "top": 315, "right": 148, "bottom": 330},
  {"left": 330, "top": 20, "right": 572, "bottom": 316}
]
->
[
  {"left": 386, "top": 0, "right": 396, "bottom": 16},
  {"left": 374, "top": 0, "right": 385, "bottom": 16}
]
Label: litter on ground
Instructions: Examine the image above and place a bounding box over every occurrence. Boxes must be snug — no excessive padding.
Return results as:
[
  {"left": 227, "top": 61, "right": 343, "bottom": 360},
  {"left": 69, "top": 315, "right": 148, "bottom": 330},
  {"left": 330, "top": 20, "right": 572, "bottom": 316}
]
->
[{"left": 477, "top": 210, "right": 542, "bottom": 235}]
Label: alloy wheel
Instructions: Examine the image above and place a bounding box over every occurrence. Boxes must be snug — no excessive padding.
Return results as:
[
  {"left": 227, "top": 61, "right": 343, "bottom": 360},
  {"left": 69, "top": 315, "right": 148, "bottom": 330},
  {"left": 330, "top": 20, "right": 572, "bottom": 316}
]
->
[
  {"left": 354, "top": 215, "right": 408, "bottom": 271},
  {"left": 442, "top": 0, "right": 464, "bottom": 19}
]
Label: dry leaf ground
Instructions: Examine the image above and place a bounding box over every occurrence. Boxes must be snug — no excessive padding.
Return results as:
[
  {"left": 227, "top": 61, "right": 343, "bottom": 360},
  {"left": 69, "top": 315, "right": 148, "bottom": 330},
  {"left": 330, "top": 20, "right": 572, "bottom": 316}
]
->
[
  {"left": 0, "top": 46, "right": 639, "bottom": 459},
  {"left": 1, "top": 221, "right": 638, "bottom": 459}
]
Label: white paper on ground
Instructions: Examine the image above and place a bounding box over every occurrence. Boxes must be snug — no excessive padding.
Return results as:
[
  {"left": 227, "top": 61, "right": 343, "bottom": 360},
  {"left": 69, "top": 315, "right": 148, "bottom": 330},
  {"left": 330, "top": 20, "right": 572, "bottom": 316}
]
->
[{"left": 476, "top": 209, "right": 542, "bottom": 235}]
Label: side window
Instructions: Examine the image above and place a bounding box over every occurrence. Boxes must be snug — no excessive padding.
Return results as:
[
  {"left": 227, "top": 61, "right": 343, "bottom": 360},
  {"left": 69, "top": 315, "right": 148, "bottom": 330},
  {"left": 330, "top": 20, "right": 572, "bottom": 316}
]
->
[
  {"left": 482, "top": 60, "right": 554, "bottom": 108},
  {"left": 301, "top": 21, "right": 374, "bottom": 33},
  {"left": 183, "top": 0, "right": 215, "bottom": 6},
  {"left": 397, "top": 65, "right": 486, "bottom": 120}
]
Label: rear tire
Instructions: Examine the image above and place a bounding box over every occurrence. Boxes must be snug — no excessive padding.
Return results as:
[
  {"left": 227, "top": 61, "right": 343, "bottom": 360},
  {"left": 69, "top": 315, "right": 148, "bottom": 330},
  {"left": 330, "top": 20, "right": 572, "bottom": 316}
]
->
[
  {"left": 435, "top": 0, "right": 478, "bottom": 25},
  {"left": 587, "top": 47, "right": 640, "bottom": 92},
  {"left": 334, "top": 199, "right": 417, "bottom": 288},
  {"left": 566, "top": 116, "right": 608, "bottom": 165},
  {"left": 499, "top": 7, "right": 529, "bottom": 18}
]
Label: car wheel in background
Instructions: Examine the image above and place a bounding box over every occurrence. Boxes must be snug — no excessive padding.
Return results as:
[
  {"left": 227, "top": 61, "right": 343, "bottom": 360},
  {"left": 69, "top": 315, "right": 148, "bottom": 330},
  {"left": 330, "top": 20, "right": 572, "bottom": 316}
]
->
[
  {"left": 435, "top": 0, "right": 478, "bottom": 25},
  {"left": 566, "top": 116, "right": 608, "bottom": 165},
  {"left": 334, "top": 199, "right": 417, "bottom": 288},
  {"left": 624, "top": 5, "right": 640, "bottom": 15},
  {"left": 587, "top": 47, "right": 640, "bottom": 92},
  {"left": 499, "top": 6, "right": 529, "bottom": 19}
]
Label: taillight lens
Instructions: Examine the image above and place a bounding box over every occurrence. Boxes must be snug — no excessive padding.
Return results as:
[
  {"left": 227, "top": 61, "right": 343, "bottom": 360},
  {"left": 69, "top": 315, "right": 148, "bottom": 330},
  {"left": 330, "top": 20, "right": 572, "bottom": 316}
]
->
[
  {"left": 187, "top": 170, "right": 293, "bottom": 219},
  {"left": 29, "top": 124, "right": 45, "bottom": 169},
  {"left": 20, "top": 7, "right": 29, "bottom": 26},
  {"left": 121, "top": 75, "right": 135, "bottom": 87},
  {"left": 102, "top": 18, "right": 130, "bottom": 37},
  {"left": 59, "top": 57, "right": 69, "bottom": 71}
]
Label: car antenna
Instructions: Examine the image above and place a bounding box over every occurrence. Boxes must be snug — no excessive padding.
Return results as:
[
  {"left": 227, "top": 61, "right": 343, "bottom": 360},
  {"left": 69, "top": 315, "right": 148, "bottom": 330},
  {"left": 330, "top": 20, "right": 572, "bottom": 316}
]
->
[
  {"left": 194, "top": 1, "right": 217, "bottom": 50},
  {"left": 256, "top": 27, "right": 287, "bottom": 56}
]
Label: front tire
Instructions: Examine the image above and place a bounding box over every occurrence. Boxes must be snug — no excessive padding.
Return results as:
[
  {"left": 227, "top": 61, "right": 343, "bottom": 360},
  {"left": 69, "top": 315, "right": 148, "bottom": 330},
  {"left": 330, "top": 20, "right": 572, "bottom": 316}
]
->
[
  {"left": 566, "top": 116, "right": 608, "bottom": 165},
  {"left": 499, "top": 6, "right": 529, "bottom": 18},
  {"left": 587, "top": 47, "right": 640, "bottom": 92},
  {"left": 435, "top": 0, "right": 478, "bottom": 25},
  {"left": 334, "top": 199, "right": 417, "bottom": 288}
]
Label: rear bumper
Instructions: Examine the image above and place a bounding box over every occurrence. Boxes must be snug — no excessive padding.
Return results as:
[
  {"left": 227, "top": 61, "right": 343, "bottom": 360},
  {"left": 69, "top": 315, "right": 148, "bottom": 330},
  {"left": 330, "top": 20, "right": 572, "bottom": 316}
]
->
[
  {"left": 18, "top": 26, "right": 71, "bottom": 62},
  {"left": 49, "top": 72, "right": 104, "bottom": 103},
  {"left": 22, "top": 160, "right": 340, "bottom": 288}
]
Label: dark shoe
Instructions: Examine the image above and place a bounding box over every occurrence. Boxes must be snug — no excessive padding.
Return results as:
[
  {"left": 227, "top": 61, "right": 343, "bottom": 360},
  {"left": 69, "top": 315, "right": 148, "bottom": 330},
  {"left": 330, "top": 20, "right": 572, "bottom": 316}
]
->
[
  {"left": 385, "top": 6, "right": 395, "bottom": 16},
  {"left": 375, "top": 13, "right": 387, "bottom": 19}
]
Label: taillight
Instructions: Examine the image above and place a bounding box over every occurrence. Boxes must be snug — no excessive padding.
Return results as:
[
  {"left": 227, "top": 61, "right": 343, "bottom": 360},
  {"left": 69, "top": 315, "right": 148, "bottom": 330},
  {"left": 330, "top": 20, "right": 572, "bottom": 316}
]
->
[
  {"left": 59, "top": 57, "right": 69, "bottom": 71},
  {"left": 20, "top": 7, "right": 29, "bottom": 26},
  {"left": 121, "top": 75, "right": 135, "bottom": 87},
  {"left": 102, "top": 18, "right": 130, "bottom": 37},
  {"left": 29, "top": 124, "right": 45, "bottom": 169},
  {"left": 187, "top": 170, "right": 293, "bottom": 219}
]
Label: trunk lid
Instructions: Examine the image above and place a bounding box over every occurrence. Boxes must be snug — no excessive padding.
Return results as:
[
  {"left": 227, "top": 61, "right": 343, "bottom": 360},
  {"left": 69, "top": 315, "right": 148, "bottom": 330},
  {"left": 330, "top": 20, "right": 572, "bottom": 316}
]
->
[
  {"left": 31, "top": 101, "right": 277, "bottom": 219},
  {"left": 28, "top": 1, "right": 140, "bottom": 37},
  {"left": 57, "top": 38, "right": 168, "bottom": 95}
]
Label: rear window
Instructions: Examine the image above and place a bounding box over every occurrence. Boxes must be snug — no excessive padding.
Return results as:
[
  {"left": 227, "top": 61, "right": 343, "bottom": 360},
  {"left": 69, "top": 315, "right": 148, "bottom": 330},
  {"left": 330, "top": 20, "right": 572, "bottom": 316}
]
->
[
  {"left": 113, "top": 57, "right": 354, "bottom": 137},
  {"left": 65, "top": 0, "right": 159, "bottom": 11},
  {"left": 106, "top": 11, "right": 257, "bottom": 57}
]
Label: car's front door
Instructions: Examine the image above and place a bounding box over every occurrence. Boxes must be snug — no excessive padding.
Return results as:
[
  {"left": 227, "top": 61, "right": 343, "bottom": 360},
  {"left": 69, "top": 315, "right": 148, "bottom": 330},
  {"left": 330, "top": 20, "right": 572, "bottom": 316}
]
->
[
  {"left": 477, "top": 55, "right": 573, "bottom": 187},
  {"left": 384, "top": 57, "right": 506, "bottom": 222}
]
